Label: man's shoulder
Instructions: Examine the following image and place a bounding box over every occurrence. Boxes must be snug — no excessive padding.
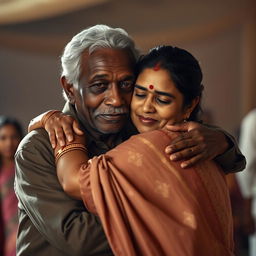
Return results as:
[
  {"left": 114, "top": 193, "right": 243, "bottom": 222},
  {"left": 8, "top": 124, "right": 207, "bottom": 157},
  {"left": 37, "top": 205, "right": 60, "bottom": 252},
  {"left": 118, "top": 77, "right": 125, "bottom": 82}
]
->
[
  {"left": 16, "top": 128, "right": 52, "bottom": 156},
  {"left": 15, "top": 128, "right": 55, "bottom": 175}
]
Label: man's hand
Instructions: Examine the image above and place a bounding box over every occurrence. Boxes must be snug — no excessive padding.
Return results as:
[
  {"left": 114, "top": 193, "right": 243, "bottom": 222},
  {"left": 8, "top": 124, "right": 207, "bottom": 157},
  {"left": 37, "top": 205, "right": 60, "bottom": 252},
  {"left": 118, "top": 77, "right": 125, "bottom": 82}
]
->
[
  {"left": 165, "top": 121, "right": 229, "bottom": 168},
  {"left": 44, "top": 113, "right": 83, "bottom": 148}
]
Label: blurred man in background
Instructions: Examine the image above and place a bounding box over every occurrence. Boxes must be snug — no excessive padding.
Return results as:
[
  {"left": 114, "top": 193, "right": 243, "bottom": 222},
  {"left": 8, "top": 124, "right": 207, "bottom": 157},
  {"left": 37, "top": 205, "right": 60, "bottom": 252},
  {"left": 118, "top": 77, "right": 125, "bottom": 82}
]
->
[{"left": 236, "top": 109, "right": 256, "bottom": 256}]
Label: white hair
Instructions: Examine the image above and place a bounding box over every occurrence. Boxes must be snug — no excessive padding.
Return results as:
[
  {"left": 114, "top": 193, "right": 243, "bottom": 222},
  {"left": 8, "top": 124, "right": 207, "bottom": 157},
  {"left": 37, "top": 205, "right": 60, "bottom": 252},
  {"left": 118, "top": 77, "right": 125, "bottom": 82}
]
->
[{"left": 61, "top": 24, "right": 139, "bottom": 87}]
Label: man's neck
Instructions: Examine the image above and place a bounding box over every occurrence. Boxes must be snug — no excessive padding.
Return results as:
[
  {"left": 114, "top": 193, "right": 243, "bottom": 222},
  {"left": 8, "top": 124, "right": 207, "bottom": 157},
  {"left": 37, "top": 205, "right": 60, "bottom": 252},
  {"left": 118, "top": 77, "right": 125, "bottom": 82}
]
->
[{"left": 80, "top": 120, "right": 122, "bottom": 148}]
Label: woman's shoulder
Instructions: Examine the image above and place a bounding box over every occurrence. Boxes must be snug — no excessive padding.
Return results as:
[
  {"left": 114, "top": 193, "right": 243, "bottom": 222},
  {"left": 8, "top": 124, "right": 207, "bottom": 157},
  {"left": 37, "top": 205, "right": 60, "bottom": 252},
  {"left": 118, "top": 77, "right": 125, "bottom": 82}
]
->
[{"left": 107, "top": 129, "right": 177, "bottom": 159}]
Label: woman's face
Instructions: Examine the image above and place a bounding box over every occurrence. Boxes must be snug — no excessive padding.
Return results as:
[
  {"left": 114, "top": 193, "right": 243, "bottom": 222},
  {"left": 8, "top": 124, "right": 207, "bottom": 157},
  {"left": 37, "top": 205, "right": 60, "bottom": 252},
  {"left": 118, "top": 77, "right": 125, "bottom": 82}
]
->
[
  {"left": 0, "top": 124, "right": 21, "bottom": 160},
  {"left": 131, "top": 68, "right": 192, "bottom": 133}
]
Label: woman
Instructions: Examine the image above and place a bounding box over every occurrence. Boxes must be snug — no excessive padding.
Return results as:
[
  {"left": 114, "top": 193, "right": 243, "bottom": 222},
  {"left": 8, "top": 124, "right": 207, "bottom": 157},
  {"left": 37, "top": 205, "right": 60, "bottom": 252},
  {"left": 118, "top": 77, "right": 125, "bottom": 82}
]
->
[
  {"left": 0, "top": 116, "right": 23, "bottom": 256},
  {"left": 30, "top": 46, "right": 234, "bottom": 255}
]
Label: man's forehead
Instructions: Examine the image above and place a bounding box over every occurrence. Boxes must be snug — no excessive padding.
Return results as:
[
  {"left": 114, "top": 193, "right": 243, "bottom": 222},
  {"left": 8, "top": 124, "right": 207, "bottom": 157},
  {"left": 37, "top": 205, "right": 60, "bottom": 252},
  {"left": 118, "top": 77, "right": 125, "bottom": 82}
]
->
[
  {"left": 81, "top": 48, "right": 135, "bottom": 75},
  {"left": 83, "top": 48, "right": 133, "bottom": 63}
]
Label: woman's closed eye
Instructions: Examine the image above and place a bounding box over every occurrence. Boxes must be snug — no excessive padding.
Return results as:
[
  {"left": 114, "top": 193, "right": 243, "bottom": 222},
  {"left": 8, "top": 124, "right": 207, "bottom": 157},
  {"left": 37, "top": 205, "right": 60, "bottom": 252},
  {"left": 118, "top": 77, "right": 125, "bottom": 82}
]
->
[
  {"left": 156, "top": 97, "right": 172, "bottom": 105},
  {"left": 134, "top": 92, "right": 146, "bottom": 98}
]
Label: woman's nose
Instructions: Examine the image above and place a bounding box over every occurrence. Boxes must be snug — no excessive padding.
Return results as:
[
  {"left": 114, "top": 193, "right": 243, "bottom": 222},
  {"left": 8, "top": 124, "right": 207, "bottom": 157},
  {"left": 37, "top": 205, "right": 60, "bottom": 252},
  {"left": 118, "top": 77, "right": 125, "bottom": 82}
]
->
[{"left": 142, "top": 96, "right": 155, "bottom": 113}]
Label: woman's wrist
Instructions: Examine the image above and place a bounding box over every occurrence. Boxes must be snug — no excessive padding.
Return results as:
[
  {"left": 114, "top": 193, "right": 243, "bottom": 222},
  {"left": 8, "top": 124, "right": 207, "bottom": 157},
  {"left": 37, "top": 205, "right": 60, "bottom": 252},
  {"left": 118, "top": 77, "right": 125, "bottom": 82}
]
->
[
  {"left": 41, "top": 110, "right": 62, "bottom": 128},
  {"left": 28, "top": 110, "right": 61, "bottom": 132},
  {"left": 55, "top": 143, "right": 88, "bottom": 163}
]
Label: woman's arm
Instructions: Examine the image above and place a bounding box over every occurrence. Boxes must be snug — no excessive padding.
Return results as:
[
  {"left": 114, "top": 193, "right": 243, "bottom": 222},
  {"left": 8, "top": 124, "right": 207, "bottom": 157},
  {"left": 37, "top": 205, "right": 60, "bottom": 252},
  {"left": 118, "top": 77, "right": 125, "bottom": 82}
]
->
[{"left": 54, "top": 135, "right": 88, "bottom": 199}]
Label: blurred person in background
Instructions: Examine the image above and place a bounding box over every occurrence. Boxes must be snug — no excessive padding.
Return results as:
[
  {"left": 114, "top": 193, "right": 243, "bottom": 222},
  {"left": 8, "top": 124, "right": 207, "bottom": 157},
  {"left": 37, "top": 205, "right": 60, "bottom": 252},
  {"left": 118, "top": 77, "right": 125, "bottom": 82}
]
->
[
  {"left": 236, "top": 109, "right": 256, "bottom": 256},
  {"left": 0, "top": 116, "right": 23, "bottom": 256}
]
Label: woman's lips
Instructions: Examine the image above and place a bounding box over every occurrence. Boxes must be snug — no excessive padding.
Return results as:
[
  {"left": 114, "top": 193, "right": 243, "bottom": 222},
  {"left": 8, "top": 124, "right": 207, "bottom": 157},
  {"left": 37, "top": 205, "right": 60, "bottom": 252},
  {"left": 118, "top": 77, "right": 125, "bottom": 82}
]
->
[{"left": 138, "top": 115, "right": 157, "bottom": 125}]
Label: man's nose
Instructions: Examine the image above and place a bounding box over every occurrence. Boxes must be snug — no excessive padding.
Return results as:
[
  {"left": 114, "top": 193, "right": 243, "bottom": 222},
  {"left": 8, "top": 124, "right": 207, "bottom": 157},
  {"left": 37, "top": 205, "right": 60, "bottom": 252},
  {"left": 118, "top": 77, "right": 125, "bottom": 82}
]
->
[
  {"left": 105, "top": 84, "right": 124, "bottom": 107},
  {"left": 142, "top": 96, "right": 155, "bottom": 113}
]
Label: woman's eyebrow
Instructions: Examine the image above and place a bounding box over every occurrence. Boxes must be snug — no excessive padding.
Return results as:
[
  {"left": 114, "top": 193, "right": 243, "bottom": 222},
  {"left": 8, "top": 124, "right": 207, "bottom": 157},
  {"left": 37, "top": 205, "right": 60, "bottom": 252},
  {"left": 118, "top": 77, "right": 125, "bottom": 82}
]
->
[
  {"left": 135, "top": 84, "right": 174, "bottom": 98},
  {"left": 155, "top": 90, "right": 174, "bottom": 98},
  {"left": 135, "top": 84, "right": 147, "bottom": 91}
]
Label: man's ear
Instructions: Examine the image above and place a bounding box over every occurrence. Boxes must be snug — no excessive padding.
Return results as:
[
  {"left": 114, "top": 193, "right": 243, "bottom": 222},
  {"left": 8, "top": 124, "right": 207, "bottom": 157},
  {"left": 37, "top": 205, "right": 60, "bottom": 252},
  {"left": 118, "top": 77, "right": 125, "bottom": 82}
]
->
[{"left": 61, "top": 76, "right": 75, "bottom": 104}]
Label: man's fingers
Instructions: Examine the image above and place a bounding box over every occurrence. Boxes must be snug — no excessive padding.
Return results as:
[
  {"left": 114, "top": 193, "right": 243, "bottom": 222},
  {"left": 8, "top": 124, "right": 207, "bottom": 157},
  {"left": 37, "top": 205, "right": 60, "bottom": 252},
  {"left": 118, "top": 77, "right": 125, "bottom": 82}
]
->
[
  {"left": 180, "top": 154, "right": 204, "bottom": 168},
  {"left": 166, "top": 123, "right": 189, "bottom": 132},
  {"left": 169, "top": 132, "right": 190, "bottom": 145},
  {"left": 165, "top": 138, "right": 195, "bottom": 154},
  {"left": 166, "top": 121, "right": 199, "bottom": 132},
  {"left": 169, "top": 145, "right": 202, "bottom": 161}
]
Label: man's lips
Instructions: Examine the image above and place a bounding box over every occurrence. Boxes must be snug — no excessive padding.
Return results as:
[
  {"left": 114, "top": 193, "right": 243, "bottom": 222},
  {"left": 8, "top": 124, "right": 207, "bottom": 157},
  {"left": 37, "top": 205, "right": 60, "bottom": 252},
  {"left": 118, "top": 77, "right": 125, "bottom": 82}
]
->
[{"left": 97, "top": 114, "right": 127, "bottom": 122}]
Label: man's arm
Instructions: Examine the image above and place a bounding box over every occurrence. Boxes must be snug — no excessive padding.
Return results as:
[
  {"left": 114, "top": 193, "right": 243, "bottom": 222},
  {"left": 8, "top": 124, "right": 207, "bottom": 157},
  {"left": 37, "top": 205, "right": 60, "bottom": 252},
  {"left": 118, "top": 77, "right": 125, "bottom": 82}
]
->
[
  {"left": 213, "top": 127, "right": 246, "bottom": 173},
  {"left": 165, "top": 122, "right": 246, "bottom": 173},
  {"left": 15, "top": 129, "right": 111, "bottom": 256}
]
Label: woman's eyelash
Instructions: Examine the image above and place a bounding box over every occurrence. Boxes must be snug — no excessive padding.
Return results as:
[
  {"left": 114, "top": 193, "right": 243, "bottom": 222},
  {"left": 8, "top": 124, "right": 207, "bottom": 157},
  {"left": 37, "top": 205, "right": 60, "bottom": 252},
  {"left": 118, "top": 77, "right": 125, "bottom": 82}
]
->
[
  {"left": 135, "top": 93, "right": 146, "bottom": 98},
  {"left": 156, "top": 98, "right": 171, "bottom": 104}
]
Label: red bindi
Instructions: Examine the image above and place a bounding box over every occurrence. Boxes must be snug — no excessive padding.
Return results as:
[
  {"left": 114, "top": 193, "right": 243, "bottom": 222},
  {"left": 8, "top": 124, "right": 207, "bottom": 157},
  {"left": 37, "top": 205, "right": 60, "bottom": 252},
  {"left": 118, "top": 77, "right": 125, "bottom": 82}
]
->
[{"left": 149, "top": 85, "right": 154, "bottom": 90}]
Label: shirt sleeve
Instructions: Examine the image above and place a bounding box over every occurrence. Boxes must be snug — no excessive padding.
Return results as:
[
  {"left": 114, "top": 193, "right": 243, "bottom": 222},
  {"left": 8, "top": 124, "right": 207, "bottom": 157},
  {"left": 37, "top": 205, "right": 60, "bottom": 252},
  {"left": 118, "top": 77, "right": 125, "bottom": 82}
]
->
[
  {"left": 14, "top": 129, "right": 111, "bottom": 256},
  {"left": 236, "top": 111, "right": 256, "bottom": 198},
  {"left": 214, "top": 128, "right": 246, "bottom": 174}
]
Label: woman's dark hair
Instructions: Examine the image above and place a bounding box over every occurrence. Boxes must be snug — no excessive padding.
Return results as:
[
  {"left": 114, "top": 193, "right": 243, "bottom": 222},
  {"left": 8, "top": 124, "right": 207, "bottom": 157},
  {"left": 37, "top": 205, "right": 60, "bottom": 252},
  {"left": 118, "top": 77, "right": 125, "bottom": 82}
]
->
[
  {"left": 0, "top": 116, "right": 23, "bottom": 168},
  {"left": 135, "top": 45, "right": 204, "bottom": 121},
  {"left": 0, "top": 116, "right": 23, "bottom": 139}
]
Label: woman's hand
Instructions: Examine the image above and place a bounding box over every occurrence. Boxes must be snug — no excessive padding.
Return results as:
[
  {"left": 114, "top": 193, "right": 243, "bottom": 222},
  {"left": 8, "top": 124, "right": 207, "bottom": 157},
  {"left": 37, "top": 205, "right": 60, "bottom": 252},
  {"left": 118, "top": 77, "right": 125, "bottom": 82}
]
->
[
  {"left": 44, "top": 113, "right": 83, "bottom": 148},
  {"left": 28, "top": 110, "right": 84, "bottom": 148},
  {"left": 164, "top": 121, "right": 229, "bottom": 168}
]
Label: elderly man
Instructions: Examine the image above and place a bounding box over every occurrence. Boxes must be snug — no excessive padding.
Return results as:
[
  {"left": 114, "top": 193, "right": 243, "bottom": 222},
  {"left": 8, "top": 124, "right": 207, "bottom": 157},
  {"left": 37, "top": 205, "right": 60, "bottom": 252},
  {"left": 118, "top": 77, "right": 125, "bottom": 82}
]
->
[{"left": 15, "top": 25, "right": 245, "bottom": 256}]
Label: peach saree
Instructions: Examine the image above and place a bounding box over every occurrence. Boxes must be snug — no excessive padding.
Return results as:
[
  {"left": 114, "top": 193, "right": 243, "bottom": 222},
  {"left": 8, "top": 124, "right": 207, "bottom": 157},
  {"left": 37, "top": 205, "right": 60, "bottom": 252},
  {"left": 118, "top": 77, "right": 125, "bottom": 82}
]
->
[{"left": 80, "top": 130, "right": 234, "bottom": 256}]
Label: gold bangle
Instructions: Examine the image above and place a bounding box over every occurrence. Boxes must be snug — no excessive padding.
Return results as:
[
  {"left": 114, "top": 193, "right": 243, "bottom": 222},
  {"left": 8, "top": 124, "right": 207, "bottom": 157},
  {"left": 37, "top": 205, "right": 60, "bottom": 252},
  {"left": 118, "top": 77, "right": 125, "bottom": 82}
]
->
[
  {"left": 55, "top": 143, "right": 88, "bottom": 163},
  {"left": 41, "top": 110, "right": 62, "bottom": 128}
]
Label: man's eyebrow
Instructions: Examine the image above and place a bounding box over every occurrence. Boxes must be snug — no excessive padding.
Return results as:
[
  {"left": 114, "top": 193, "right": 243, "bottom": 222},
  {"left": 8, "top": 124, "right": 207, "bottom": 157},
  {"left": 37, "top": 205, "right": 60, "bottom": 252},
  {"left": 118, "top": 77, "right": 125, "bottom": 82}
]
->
[
  {"left": 90, "top": 74, "right": 108, "bottom": 80},
  {"left": 121, "top": 75, "right": 135, "bottom": 81},
  {"left": 135, "top": 84, "right": 174, "bottom": 98}
]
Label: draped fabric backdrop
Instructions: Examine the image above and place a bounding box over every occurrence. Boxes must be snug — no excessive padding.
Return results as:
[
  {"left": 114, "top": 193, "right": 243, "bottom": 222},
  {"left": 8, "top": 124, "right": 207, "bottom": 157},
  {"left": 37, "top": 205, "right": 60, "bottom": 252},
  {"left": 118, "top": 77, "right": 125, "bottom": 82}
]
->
[{"left": 0, "top": 0, "right": 109, "bottom": 25}]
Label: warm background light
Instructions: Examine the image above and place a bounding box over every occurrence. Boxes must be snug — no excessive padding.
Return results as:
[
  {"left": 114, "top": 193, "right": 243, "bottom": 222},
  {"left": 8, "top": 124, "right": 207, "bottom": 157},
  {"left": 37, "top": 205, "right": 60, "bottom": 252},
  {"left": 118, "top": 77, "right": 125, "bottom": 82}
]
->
[{"left": 0, "top": 0, "right": 255, "bottom": 135}]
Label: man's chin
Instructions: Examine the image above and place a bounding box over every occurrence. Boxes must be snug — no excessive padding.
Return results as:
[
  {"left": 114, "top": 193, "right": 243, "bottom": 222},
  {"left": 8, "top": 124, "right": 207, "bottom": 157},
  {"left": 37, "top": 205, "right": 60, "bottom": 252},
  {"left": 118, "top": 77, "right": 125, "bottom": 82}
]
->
[
  {"left": 94, "top": 118, "right": 127, "bottom": 135},
  {"left": 97, "top": 125, "right": 124, "bottom": 135},
  {"left": 94, "top": 122, "right": 125, "bottom": 135}
]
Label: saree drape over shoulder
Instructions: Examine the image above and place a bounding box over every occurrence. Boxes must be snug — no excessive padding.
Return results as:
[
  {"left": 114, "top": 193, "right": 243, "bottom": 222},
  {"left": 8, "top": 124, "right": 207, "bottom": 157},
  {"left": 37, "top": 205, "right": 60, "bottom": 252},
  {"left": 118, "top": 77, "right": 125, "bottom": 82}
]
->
[{"left": 80, "top": 130, "right": 234, "bottom": 256}]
